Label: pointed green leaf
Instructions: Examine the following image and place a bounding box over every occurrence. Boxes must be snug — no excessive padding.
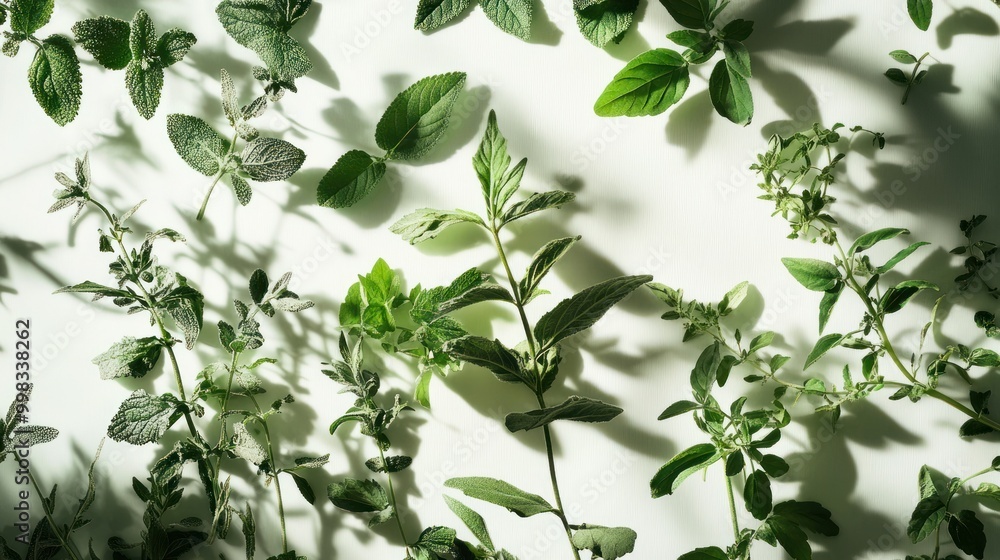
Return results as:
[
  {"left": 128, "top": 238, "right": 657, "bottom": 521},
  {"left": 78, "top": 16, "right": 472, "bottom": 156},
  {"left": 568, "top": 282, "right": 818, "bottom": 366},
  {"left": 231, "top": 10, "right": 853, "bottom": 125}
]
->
[
  {"left": 390, "top": 208, "right": 484, "bottom": 244},
  {"left": 574, "top": 0, "right": 640, "bottom": 48},
  {"left": 595, "top": 48, "right": 690, "bottom": 117},
  {"left": 240, "top": 137, "right": 306, "bottom": 181},
  {"left": 107, "top": 390, "right": 183, "bottom": 445},
  {"left": 534, "top": 275, "right": 652, "bottom": 351},
  {"left": 481, "top": 0, "right": 533, "bottom": 40},
  {"left": 72, "top": 16, "right": 131, "bottom": 70},
  {"left": 651, "top": 443, "right": 720, "bottom": 498},
  {"left": 708, "top": 58, "right": 753, "bottom": 125},
  {"left": 376, "top": 72, "right": 467, "bottom": 160},
  {"left": 317, "top": 150, "right": 387, "bottom": 208},
  {"left": 908, "top": 0, "right": 933, "bottom": 31},
  {"left": 92, "top": 336, "right": 163, "bottom": 380},
  {"left": 505, "top": 396, "right": 623, "bottom": 432},
  {"left": 414, "top": 0, "right": 473, "bottom": 31},
  {"left": 781, "top": 258, "right": 841, "bottom": 291},
  {"left": 445, "top": 477, "right": 554, "bottom": 518},
  {"left": 28, "top": 35, "right": 82, "bottom": 126},
  {"left": 166, "top": 114, "right": 228, "bottom": 176},
  {"left": 125, "top": 59, "right": 164, "bottom": 119}
]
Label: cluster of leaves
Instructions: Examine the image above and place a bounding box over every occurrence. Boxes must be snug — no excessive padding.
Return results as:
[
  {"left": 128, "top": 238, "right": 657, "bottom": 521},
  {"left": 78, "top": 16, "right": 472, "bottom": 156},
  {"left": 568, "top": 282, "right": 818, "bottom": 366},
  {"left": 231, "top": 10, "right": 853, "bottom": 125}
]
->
[
  {"left": 595, "top": 0, "right": 755, "bottom": 125},
  {"left": 49, "top": 155, "right": 317, "bottom": 559},
  {"left": 414, "top": 0, "right": 532, "bottom": 41},
  {"left": 72, "top": 10, "right": 196, "bottom": 119},
  {"left": 951, "top": 215, "right": 1000, "bottom": 300},
  {"left": 216, "top": 0, "right": 313, "bottom": 94},
  {"left": 391, "top": 110, "right": 646, "bottom": 559},
  {"left": 339, "top": 258, "right": 513, "bottom": 407},
  {"left": 168, "top": 69, "right": 306, "bottom": 220},
  {"left": 325, "top": 333, "right": 519, "bottom": 560},
  {"left": 885, "top": 49, "right": 931, "bottom": 105},
  {"left": 317, "top": 72, "right": 467, "bottom": 209}
]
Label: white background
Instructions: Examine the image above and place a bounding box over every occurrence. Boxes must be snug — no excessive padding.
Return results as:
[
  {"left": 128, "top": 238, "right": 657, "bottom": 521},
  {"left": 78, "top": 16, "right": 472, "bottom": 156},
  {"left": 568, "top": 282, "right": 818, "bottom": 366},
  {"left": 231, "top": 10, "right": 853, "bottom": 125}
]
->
[{"left": 2, "top": 1, "right": 1000, "bottom": 559}]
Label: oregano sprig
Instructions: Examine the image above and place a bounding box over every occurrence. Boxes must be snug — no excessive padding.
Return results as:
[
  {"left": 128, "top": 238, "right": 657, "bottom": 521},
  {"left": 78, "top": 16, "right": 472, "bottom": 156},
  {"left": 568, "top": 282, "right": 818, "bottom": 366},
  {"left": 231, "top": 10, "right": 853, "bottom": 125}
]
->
[
  {"left": 392, "top": 110, "right": 647, "bottom": 560},
  {"left": 167, "top": 69, "right": 306, "bottom": 220},
  {"left": 317, "top": 72, "right": 467, "bottom": 209},
  {"left": 885, "top": 49, "right": 933, "bottom": 105}
]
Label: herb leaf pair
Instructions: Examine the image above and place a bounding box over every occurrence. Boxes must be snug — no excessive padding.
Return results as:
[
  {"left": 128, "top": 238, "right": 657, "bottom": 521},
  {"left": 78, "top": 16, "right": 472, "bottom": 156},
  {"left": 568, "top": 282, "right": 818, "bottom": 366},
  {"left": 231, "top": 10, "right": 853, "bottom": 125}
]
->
[
  {"left": 318, "top": 72, "right": 467, "bottom": 208},
  {"left": 415, "top": 0, "right": 533, "bottom": 41},
  {"left": 73, "top": 10, "right": 196, "bottom": 119},
  {"left": 885, "top": 50, "right": 931, "bottom": 105},
  {"left": 596, "top": 0, "right": 754, "bottom": 124}
]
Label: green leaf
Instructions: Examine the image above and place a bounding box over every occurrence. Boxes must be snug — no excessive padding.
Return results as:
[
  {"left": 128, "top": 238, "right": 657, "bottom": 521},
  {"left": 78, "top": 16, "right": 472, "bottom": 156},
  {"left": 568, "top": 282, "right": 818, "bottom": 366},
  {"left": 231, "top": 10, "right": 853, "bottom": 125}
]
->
[
  {"left": 907, "top": 496, "right": 947, "bottom": 542},
  {"left": 231, "top": 174, "right": 253, "bottom": 206},
  {"left": 761, "top": 455, "right": 789, "bottom": 477},
  {"left": 658, "top": 400, "right": 701, "bottom": 420},
  {"left": 721, "top": 18, "right": 753, "bottom": 41},
  {"left": 156, "top": 28, "right": 197, "bottom": 67},
  {"left": 571, "top": 525, "right": 637, "bottom": 560},
  {"left": 781, "top": 258, "right": 841, "bottom": 291},
  {"left": 444, "top": 495, "right": 494, "bottom": 551},
  {"left": 445, "top": 477, "right": 554, "bottom": 517},
  {"left": 722, "top": 39, "right": 751, "bottom": 78},
  {"left": 880, "top": 280, "right": 939, "bottom": 314},
  {"left": 232, "top": 422, "right": 267, "bottom": 465},
  {"left": 766, "top": 516, "right": 811, "bottom": 560},
  {"left": 534, "top": 275, "right": 652, "bottom": 351},
  {"left": 574, "top": 0, "right": 639, "bottom": 48},
  {"left": 772, "top": 501, "right": 840, "bottom": 536},
  {"left": 240, "top": 137, "right": 306, "bottom": 181},
  {"left": 708, "top": 58, "right": 753, "bottom": 125},
  {"left": 92, "top": 336, "right": 163, "bottom": 380},
  {"left": 804, "top": 333, "right": 844, "bottom": 370},
  {"left": 908, "top": 0, "right": 933, "bottom": 31},
  {"left": 444, "top": 336, "right": 528, "bottom": 385},
  {"left": 481, "top": 0, "right": 533, "bottom": 40},
  {"left": 501, "top": 191, "right": 576, "bottom": 225},
  {"left": 678, "top": 547, "right": 727, "bottom": 560},
  {"left": 375, "top": 72, "right": 467, "bottom": 160},
  {"left": 520, "top": 237, "right": 579, "bottom": 299},
  {"left": 744, "top": 470, "right": 772, "bottom": 520},
  {"left": 414, "top": 0, "right": 473, "bottom": 31},
  {"left": 216, "top": 0, "right": 312, "bottom": 79},
  {"left": 595, "top": 48, "right": 690, "bottom": 117},
  {"left": 818, "top": 285, "right": 842, "bottom": 334},
  {"left": 690, "top": 342, "right": 721, "bottom": 400},
  {"left": 54, "top": 281, "right": 134, "bottom": 299},
  {"left": 327, "top": 478, "right": 390, "bottom": 513},
  {"left": 390, "top": 208, "right": 484, "bottom": 244},
  {"left": 890, "top": 50, "right": 919, "bottom": 64},
  {"left": 849, "top": 228, "right": 910, "bottom": 255},
  {"left": 650, "top": 443, "right": 720, "bottom": 498},
  {"left": 10, "top": 0, "right": 53, "bottom": 35},
  {"left": 414, "top": 526, "right": 457, "bottom": 556},
  {"left": 885, "top": 68, "right": 909, "bottom": 85},
  {"left": 28, "top": 35, "right": 82, "bottom": 126},
  {"left": 107, "top": 390, "right": 183, "bottom": 445},
  {"left": 659, "top": 0, "right": 716, "bottom": 29},
  {"left": 474, "top": 110, "right": 525, "bottom": 214},
  {"left": 948, "top": 510, "right": 985, "bottom": 559},
  {"left": 166, "top": 114, "right": 228, "bottom": 176},
  {"left": 72, "top": 16, "right": 131, "bottom": 70},
  {"left": 317, "top": 150, "right": 387, "bottom": 209},
  {"left": 126, "top": 59, "right": 164, "bottom": 119},
  {"left": 876, "top": 242, "right": 929, "bottom": 274},
  {"left": 505, "top": 396, "right": 623, "bottom": 432},
  {"left": 129, "top": 10, "right": 155, "bottom": 60},
  {"left": 749, "top": 332, "right": 774, "bottom": 353}
]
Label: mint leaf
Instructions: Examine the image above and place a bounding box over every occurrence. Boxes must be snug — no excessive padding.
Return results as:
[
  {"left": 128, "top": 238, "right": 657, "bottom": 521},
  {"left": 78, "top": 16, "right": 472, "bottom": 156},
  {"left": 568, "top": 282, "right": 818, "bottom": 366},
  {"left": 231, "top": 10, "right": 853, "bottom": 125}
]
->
[
  {"left": 651, "top": 443, "right": 720, "bottom": 498},
  {"left": 156, "top": 28, "right": 197, "bottom": 67},
  {"left": 575, "top": 0, "right": 640, "bottom": 48},
  {"left": 505, "top": 396, "right": 623, "bottom": 432},
  {"left": 444, "top": 336, "right": 528, "bottom": 385},
  {"left": 571, "top": 525, "right": 637, "bottom": 560},
  {"left": 107, "top": 390, "right": 183, "bottom": 445},
  {"left": 216, "top": 0, "right": 312, "bottom": 79},
  {"left": 474, "top": 110, "right": 525, "bottom": 216},
  {"left": 481, "top": 0, "right": 533, "bottom": 40},
  {"left": 708, "top": 58, "right": 753, "bottom": 125},
  {"left": 595, "top": 49, "right": 690, "bottom": 117},
  {"left": 375, "top": 72, "right": 467, "bottom": 160},
  {"left": 317, "top": 150, "right": 387, "bottom": 208},
  {"left": 781, "top": 258, "right": 841, "bottom": 291},
  {"left": 445, "top": 477, "right": 554, "bottom": 517},
  {"left": 92, "top": 336, "right": 163, "bottom": 380},
  {"left": 231, "top": 174, "right": 253, "bottom": 206},
  {"left": 126, "top": 59, "right": 164, "bottom": 120},
  {"left": 129, "top": 10, "right": 156, "bottom": 60},
  {"left": 72, "top": 16, "right": 131, "bottom": 70},
  {"left": 28, "top": 35, "right": 82, "bottom": 126},
  {"left": 520, "top": 237, "right": 579, "bottom": 300},
  {"left": 413, "top": 527, "right": 457, "bottom": 556},
  {"left": 908, "top": 0, "right": 933, "bottom": 31},
  {"left": 328, "top": 478, "right": 391, "bottom": 519},
  {"left": 414, "top": 0, "right": 473, "bottom": 31},
  {"left": 240, "top": 137, "right": 306, "bottom": 181},
  {"left": 390, "top": 208, "right": 484, "bottom": 244},
  {"left": 501, "top": 191, "right": 576, "bottom": 225},
  {"left": 166, "top": 114, "right": 229, "bottom": 176},
  {"left": 534, "top": 275, "right": 652, "bottom": 351},
  {"left": 10, "top": 0, "right": 53, "bottom": 35}
]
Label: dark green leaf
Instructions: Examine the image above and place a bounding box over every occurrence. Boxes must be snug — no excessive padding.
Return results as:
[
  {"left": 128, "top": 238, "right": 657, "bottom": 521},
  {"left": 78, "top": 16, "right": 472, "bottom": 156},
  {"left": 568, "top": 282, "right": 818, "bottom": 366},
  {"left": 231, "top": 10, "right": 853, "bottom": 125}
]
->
[
  {"left": 501, "top": 190, "right": 576, "bottom": 225},
  {"left": 125, "top": 59, "right": 164, "bottom": 119},
  {"left": 444, "top": 495, "right": 494, "bottom": 551},
  {"left": 805, "top": 333, "right": 844, "bottom": 370},
  {"left": 504, "top": 396, "right": 623, "bottom": 432},
  {"left": 534, "top": 275, "right": 652, "bottom": 351},
  {"left": 28, "top": 35, "right": 82, "bottom": 126},
  {"left": 414, "top": 0, "right": 473, "bottom": 31},
  {"left": 376, "top": 72, "right": 467, "bottom": 160},
  {"left": 444, "top": 336, "right": 527, "bottom": 385},
  {"left": 240, "top": 137, "right": 306, "bottom": 181},
  {"left": 574, "top": 0, "right": 640, "bottom": 48},
  {"left": 327, "top": 478, "right": 390, "bottom": 513},
  {"left": 708, "top": 58, "right": 753, "bottom": 125},
  {"left": 690, "top": 342, "right": 721, "bottom": 400},
  {"left": 658, "top": 400, "right": 701, "bottom": 420},
  {"left": 772, "top": 501, "right": 840, "bottom": 536},
  {"left": 595, "top": 48, "right": 690, "bottom": 117},
  {"left": 72, "top": 16, "right": 131, "bottom": 70},
  {"left": 651, "top": 443, "right": 720, "bottom": 498},
  {"left": 317, "top": 150, "right": 387, "bottom": 209},
  {"left": 907, "top": 496, "right": 946, "bottom": 543},
  {"left": 10, "top": 0, "right": 52, "bottom": 34},
  {"left": 659, "top": 0, "right": 716, "bottom": 29},
  {"left": 908, "top": 0, "right": 933, "bottom": 31},
  {"left": 948, "top": 510, "right": 985, "bottom": 559},
  {"left": 744, "top": 469, "right": 772, "bottom": 519},
  {"left": 849, "top": 228, "right": 909, "bottom": 255}
]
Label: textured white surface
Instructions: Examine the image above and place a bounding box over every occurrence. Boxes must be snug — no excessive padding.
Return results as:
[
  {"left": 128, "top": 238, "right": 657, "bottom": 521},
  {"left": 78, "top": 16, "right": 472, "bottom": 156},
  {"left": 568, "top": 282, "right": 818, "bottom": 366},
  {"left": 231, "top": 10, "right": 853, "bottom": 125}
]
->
[{"left": 1, "top": 1, "right": 1000, "bottom": 559}]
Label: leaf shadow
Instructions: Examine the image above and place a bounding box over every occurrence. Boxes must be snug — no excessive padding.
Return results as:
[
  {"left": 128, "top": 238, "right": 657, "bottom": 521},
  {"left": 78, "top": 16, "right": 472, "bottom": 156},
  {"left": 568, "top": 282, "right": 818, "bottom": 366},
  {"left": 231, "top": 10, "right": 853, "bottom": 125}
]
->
[{"left": 937, "top": 7, "right": 1000, "bottom": 50}]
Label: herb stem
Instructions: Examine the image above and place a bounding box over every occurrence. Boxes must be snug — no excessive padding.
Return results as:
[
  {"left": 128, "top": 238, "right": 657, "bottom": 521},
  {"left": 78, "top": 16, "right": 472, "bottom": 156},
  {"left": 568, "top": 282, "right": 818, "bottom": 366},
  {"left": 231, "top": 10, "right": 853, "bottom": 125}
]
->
[
  {"left": 28, "top": 473, "right": 85, "bottom": 560},
  {"left": 901, "top": 52, "right": 930, "bottom": 105},
  {"left": 197, "top": 171, "right": 225, "bottom": 221},
  {"left": 538, "top": 393, "right": 581, "bottom": 560},
  {"left": 725, "top": 474, "right": 740, "bottom": 541},
  {"left": 249, "top": 393, "right": 289, "bottom": 553},
  {"left": 378, "top": 443, "right": 412, "bottom": 555}
]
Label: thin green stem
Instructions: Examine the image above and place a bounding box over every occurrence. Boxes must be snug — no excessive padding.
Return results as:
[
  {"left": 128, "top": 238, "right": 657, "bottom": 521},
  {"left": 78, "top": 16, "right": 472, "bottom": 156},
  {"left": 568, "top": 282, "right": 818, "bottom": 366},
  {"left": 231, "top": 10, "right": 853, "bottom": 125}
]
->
[
  {"left": 28, "top": 474, "right": 84, "bottom": 560},
  {"left": 378, "top": 444, "right": 412, "bottom": 556},
  {"left": 248, "top": 394, "right": 288, "bottom": 553},
  {"left": 197, "top": 171, "right": 225, "bottom": 221},
  {"left": 537, "top": 392, "right": 582, "bottom": 560},
  {"left": 725, "top": 475, "right": 740, "bottom": 541},
  {"left": 901, "top": 53, "right": 930, "bottom": 105}
]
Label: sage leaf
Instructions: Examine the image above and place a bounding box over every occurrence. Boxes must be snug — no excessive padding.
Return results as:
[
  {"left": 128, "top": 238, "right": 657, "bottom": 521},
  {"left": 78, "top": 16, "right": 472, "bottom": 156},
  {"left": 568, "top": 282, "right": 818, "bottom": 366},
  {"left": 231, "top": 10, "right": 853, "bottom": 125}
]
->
[
  {"left": 445, "top": 477, "right": 554, "bottom": 517},
  {"left": 28, "top": 35, "right": 82, "bottom": 126},
  {"left": 72, "top": 16, "right": 131, "bottom": 70},
  {"left": 375, "top": 72, "right": 467, "bottom": 160},
  {"left": 534, "top": 275, "right": 651, "bottom": 351},
  {"left": 504, "top": 396, "right": 623, "bottom": 432},
  {"left": 595, "top": 49, "right": 690, "bottom": 117},
  {"left": 570, "top": 525, "right": 637, "bottom": 560},
  {"left": 414, "top": 0, "right": 473, "bottom": 31},
  {"left": 317, "top": 150, "right": 387, "bottom": 208},
  {"left": 156, "top": 28, "right": 197, "bottom": 67},
  {"left": 107, "top": 390, "right": 183, "bottom": 445},
  {"left": 92, "top": 336, "right": 163, "bottom": 380},
  {"left": 166, "top": 114, "right": 229, "bottom": 176},
  {"left": 501, "top": 191, "right": 576, "bottom": 225},
  {"left": 444, "top": 495, "right": 494, "bottom": 551},
  {"left": 481, "top": 0, "right": 533, "bottom": 41},
  {"left": 390, "top": 208, "right": 484, "bottom": 244},
  {"left": 651, "top": 443, "right": 720, "bottom": 498},
  {"left": 240, "top": 137, "right": 306, "bottom": 181},
  {"left": 574, "top": 0, "right": 640, "bottom": 48}
]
